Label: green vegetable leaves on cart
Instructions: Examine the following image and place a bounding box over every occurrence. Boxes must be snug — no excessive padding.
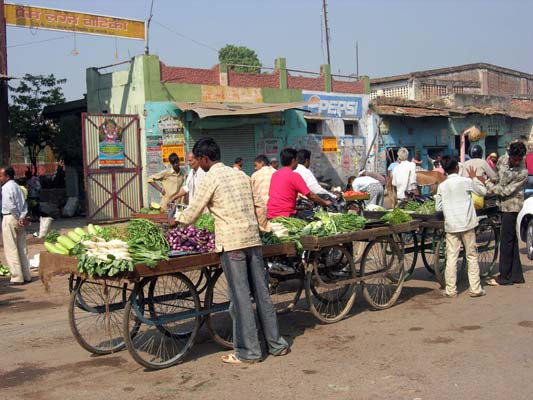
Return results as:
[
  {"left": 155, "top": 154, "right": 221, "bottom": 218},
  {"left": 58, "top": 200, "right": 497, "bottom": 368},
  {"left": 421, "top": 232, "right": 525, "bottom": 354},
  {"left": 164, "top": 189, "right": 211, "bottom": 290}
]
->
[{"left": 380, "top": 208, "right": 413, "bottom": 225}]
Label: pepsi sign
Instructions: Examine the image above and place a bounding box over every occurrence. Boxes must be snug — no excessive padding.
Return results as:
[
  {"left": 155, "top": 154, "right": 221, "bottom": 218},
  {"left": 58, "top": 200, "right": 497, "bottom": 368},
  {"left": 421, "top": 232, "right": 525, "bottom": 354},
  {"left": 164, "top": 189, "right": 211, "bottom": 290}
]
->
[{"left": 302, "top": 91, "right": 363, "bottom": 119}]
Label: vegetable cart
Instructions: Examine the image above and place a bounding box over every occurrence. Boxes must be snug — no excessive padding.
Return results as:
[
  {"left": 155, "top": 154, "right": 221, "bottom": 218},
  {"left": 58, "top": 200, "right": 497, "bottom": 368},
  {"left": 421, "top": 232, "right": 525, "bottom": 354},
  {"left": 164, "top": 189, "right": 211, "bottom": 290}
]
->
[
  {"left": 265, "top": 220, "right": 419, "bottom": 327},
  {"left": 39, "top": 242, "right": 296, "bottom": 370},
  {"left": 365, "top": 207, "right": 500, "bottom": 286}
]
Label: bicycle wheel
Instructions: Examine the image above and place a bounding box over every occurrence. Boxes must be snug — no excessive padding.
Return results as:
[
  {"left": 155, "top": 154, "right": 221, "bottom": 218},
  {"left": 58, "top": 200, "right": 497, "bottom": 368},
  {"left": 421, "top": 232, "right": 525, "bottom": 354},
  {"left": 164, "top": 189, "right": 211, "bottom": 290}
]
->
[
  {"left": 421, "top": 227, "right": 444, "bottom": 274},
  {"left": 398, "top": 231, "right": 419, "bottom": 279},
  {"left": 476, "top": 218, "right": 499, "bottom": 277},
  {"left": 68, "top": 279, "right": 128, "bottom": 355},
  {"left": 186, "top": 268, "right": 209, "bottom": 295},
  {"left": 433, "top": 237, "right": 466, "bottom": 288},
  {"left": 205, "top": 269, "right": 233, "bottom": 349},
  {"left": 361, "top": 238, "right": 406, "bottom": 310},
  {"left": 305, "top": 246, "right": 357, "bottom": 324},
  {"left": 123, "top": 273, "right": 201, "bottom": 370},
  {"left": 269, "top": 275, "right": 303, "bottom": 315}
]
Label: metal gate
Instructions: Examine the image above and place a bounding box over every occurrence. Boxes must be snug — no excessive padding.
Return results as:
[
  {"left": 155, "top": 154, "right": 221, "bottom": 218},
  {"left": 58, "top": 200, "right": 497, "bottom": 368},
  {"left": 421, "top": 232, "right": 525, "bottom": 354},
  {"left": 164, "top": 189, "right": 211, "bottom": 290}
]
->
[{"left": 82, "top": 113, "right": 143, "bottom": 222}]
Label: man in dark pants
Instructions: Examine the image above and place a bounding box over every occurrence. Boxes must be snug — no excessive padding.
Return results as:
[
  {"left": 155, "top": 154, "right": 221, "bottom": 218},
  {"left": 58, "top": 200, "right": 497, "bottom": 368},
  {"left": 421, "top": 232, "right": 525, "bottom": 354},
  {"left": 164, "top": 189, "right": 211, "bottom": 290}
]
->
[
  {"left": 486, "top": 142, "right": 528, "bottom": 285},
  {"left": 170, "top": 137, "right": 289, "bottom": 363}
]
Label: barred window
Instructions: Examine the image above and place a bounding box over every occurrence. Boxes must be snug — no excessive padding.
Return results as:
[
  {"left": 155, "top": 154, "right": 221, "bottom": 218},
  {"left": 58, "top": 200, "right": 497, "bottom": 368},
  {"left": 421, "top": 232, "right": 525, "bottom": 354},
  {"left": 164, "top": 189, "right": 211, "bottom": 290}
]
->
[{"left": 421, "top": 84, "right": 447, "bottom": 99}]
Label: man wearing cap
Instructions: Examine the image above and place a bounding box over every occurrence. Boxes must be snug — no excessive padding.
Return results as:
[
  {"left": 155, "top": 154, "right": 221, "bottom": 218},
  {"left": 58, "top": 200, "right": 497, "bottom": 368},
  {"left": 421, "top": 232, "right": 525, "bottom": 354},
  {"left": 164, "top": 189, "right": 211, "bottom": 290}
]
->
[
  {"left": 351, "top": 169, "right": 384, "bottom": 206},
  {"left": 270, "top": 157, "right": 279, "bottom": 170}
]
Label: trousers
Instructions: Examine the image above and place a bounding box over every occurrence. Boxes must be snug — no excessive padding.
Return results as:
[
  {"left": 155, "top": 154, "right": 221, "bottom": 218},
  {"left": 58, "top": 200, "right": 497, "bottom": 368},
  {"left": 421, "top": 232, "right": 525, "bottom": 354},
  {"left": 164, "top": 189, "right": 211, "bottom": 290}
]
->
[
  {"left": 2, "top": 215, "right": 31, "bottom": 283},
  {"left": 220, "top": 246, "right": 288, "bottom": 360},
  {"left": 445, "top": 228, "right": 482, "bottom": 296},
  {"left": 498, "top": 212, "right": 524, "bottom": 282}
]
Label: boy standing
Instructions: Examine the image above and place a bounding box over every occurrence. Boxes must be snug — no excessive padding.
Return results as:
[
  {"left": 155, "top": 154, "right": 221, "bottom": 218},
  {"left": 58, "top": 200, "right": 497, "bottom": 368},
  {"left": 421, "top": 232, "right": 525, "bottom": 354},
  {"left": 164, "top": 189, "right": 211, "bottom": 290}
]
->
[{"left": 435, "top": 156, "right": 487, "bottom": 298}]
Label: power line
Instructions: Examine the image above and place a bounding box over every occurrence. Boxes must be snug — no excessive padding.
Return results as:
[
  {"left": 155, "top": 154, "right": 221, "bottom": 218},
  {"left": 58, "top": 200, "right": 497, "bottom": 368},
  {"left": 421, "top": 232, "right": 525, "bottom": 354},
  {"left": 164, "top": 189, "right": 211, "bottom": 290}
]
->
[
  {"left": 7, "top": 34, "right": 74, "bottom": 49},
  {"left": 152, "top": 20, "right": 218, "bottom": 53}
]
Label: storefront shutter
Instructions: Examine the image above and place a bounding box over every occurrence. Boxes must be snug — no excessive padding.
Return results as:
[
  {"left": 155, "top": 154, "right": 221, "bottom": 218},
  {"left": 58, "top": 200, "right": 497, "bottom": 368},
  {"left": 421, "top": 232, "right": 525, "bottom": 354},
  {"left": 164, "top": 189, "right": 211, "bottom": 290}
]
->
[{"left": 189, "top": 125, "right": 256, "bottom": 175}]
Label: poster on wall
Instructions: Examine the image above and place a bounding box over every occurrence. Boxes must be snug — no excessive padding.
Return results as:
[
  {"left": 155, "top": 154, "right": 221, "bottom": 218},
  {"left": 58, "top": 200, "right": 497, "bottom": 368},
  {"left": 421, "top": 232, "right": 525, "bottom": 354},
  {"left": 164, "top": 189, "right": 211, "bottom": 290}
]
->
[
  {"left": 98, "top": 118, "right": 125, "bottom": 168},
  {"left": 158, "top": 116, "right": 185, "bottom": 145},
  {"left": 322, "top": 137, "right": 338, "bottom": 153},
  {"left": 161, "top": 144, "right": 185, "bottom": 164},
  {"left": 264, "top": 138, "right": 280, "bottom": 156}
]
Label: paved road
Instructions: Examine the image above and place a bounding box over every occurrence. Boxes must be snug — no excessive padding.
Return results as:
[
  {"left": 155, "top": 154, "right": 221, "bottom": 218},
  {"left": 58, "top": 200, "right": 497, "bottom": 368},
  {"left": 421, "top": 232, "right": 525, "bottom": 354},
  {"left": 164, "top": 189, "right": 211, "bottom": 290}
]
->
[{"left": 0, "top": 248, "right": 532, "bottom": 400}]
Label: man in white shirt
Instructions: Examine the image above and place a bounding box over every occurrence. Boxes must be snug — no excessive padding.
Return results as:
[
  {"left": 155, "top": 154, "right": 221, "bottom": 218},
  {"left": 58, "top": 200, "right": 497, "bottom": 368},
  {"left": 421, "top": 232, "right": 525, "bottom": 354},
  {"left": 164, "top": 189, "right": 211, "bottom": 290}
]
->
[
  {"left": 1, "top": 166, "right": 31, "bottom": 285},
  {"left": 294, "top": 149, "right": 336, "bottom": 200},
  {"left": 392, "top": 147, "right": 417, "bottom": 203},
  {"left": 351, "top": 170, "right": 384, "bottom": 206},
  {"left": 435, "top": 156, "right": 487, "bottom": 298},
  {"left": 169, "top": 152, "right": 207, "bottom": 205}
]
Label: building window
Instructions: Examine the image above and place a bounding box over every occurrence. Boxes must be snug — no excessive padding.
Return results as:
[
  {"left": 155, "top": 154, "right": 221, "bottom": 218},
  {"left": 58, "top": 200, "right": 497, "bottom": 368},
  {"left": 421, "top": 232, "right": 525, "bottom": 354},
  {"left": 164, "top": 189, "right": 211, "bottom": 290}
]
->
[
  {"left": 344, "top": 122, "right": 356, "bottom": 135},
  {"left": 371, "top": 86, "right": 408, "bottom": 99},
  {"left": 306, "top": 120, "right": 322, "bottom": 134},
  {"left": 453, "top": 87, "right": 464, "bottom": 94}
]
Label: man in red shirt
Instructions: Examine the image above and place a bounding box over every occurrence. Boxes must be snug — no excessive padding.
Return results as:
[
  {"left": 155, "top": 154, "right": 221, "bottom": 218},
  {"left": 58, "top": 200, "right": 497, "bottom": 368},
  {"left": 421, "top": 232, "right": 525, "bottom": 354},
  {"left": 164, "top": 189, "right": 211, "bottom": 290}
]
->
[{"left": 267, "top": 148, "right": 331, "bottom": 219}]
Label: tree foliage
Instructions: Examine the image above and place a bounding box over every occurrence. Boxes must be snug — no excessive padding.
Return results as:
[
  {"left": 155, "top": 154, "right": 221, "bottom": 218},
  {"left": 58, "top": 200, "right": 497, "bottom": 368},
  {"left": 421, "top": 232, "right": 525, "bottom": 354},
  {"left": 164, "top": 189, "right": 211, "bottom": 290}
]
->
[
  {"left": 218, "top": 44, "right": 261, "bottom": 73},
  {"left": 9, "top": 74, "right": 66, "bottom": 173}
]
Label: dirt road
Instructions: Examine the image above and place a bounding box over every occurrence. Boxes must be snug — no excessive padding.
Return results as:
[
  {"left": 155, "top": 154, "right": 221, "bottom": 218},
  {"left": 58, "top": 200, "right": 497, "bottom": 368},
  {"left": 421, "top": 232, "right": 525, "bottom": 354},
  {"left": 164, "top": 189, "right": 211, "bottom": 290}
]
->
[{"left": 1, "top": 243, "right": 532, "bottom": 400}]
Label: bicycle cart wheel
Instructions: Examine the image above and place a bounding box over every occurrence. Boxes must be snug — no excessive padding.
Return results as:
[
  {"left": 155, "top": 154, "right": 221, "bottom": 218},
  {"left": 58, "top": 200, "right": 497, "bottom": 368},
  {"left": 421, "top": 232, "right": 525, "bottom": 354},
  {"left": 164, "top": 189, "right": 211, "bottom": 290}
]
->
[
  {"left": 269, "top": 276, "right": 303, "bottom": 315},
  {"left": 68, "top": 279, "right": 128, "bottom": 355},
  {"left": 361, "top": 238, "right": 406, "bottom": 310},
  {"left": 433, "top": 237, "right": 466, "bottom": 288},
  {"left": 421, "top": 227, "right": 444, "bottom": 274},
  {"left": 123, "top": 273, "right": 201, "bottom": 370},
  {"left": 205, "top": 269, "right": 233, "bottom": 349},
  {"left": 305, "top": 245, "right": 357, "bottom": 324},
  {"left": 399, "top": 232, "right": 419, "bottom": 279},
  {"left": 476, "top": 218, "right": 499, "bottom": 277},
  {"left": 186, "top": 268, "right": 209, "bottom": 295}
]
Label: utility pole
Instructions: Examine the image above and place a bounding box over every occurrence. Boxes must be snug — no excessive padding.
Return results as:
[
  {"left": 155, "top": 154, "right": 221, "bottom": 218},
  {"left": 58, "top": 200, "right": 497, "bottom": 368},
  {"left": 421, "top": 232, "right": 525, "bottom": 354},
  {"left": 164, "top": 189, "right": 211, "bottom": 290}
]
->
[
  {"left": 356, "top": 41, "right": 359, "bottom": 78},
  {"left": 144, "top": 0, "right": 155, "bottom": 55},
  {"left": 0, "top": 0, "right": 9, "bottom": 166},
  {"left": 322, "top": 0, "right": 331, "bottom": 67}
]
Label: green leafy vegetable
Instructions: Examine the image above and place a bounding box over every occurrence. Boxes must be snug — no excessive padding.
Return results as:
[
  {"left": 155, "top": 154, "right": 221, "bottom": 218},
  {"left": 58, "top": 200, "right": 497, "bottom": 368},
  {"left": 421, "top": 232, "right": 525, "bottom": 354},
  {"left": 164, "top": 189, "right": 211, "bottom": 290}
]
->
[
  {"left": 380, "top": 208, "right": 413, "bottom": 225},
  {"left": 194, "top": 214, "right": 215, "bottom": 233},
  {"left": 126, "top": 219, "right": 169, "bottom": 267},
  {"left": 0, "top": 264, "right": 10, "bottom": 276},
  {"left": 44, "top": 230, "right": 60, "bottom": 243},
  {"left": 416, "top": 200, "right": 436, "bottom": 215},
  {"left": 76, "top": 253, "right": 135, "bottom": 278}
]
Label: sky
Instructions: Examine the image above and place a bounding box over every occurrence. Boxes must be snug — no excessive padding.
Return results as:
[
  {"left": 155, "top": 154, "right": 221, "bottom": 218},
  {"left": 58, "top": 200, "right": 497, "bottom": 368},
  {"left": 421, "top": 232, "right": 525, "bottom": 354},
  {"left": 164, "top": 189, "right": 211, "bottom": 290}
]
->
[{"left": 6, "top": 0, "right": 533, "bottom": 100}]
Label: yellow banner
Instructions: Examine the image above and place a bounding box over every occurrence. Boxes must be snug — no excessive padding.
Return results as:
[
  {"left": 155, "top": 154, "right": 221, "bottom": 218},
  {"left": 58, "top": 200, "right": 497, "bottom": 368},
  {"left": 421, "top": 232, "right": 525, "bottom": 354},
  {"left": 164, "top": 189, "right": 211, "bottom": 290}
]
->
[
  {"left": 322, "top": 137, "right": 338, "bottom": 153},
  {"left": 161, "top": 144, "right": 185, "bottom": 165},
  {"left": 5, "top": 3, "right": 145, "bottom": 40}
]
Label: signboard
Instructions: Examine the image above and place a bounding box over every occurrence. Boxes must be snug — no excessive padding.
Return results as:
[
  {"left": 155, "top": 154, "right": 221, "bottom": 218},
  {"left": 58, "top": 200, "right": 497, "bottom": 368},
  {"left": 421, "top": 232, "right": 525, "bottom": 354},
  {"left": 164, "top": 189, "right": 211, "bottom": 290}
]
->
[
  {"left": 161, "top": 144, "right": 185, "bottom": 165},
  {"left": 264, "top": 139, "right": 280, "bottom": 156},
  {"left": 302, "top": 90, "right": 363, "bottom": 119},
  {"left": 201, "top": 85, "right": 263, "bottom": 103},
  {"left": 322, "top": 137, "right": 338, "bottom": 153},
  {"left": 98, "top": 118, "right": 125, "bottom": 168},
  {"left": 5, "top": 3, "right": 145, "bottom": 40}
]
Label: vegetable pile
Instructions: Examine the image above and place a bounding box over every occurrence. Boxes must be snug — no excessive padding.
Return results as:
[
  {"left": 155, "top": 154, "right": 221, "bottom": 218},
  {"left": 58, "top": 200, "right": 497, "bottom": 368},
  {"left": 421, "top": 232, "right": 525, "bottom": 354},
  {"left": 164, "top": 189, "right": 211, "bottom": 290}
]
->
[
  {"left": 43, "top": 220, "right": 170, "bottom": 277},
  {"left": 166, "top": 225, "right": 216, "bottom": 253},
  {"left": 139, "top": 202, "right": 162, "bottom": 214},
  {"left": 402, "top": 199, "right": 436, "bottom": 215},
  {"left": 380, "top": 208, "right": 413, "bottom": 225}
]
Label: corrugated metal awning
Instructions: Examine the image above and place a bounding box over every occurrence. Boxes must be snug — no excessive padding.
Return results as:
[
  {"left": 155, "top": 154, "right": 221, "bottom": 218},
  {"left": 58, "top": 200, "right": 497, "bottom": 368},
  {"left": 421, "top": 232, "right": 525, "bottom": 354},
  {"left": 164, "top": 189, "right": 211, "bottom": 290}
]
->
[{"left": 175, "top": 101, "right": 309, "bottom": 119}]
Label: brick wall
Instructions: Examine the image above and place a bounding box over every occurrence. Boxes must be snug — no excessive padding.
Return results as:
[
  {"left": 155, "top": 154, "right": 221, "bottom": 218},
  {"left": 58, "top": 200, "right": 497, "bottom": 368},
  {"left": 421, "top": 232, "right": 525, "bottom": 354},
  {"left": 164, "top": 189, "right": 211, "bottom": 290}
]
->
[
  {"left": 511, "top": 98, "right": 533, "bottom": 114},
  {"left": 160, "top": 63, "right": 219, "bottom": 85},
  {"left": 486, "top": 70, "right": 524, "bottom": 96},
  {"left": 287, "top": 75, "right": 324, "bottom": 91},
  {"left": 332, "top": 79, "right": 366, "bottom": 94},
  {"left": 227, "top": 70, "right": 279, "bottom": 88}
]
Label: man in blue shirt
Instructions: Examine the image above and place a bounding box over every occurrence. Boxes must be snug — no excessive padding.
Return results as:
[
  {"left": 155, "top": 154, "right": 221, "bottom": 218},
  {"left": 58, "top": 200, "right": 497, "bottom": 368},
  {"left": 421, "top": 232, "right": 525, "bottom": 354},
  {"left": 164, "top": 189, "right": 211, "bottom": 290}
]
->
[{"left": 1, "top": 166, "right": 31, "bottom": 285}]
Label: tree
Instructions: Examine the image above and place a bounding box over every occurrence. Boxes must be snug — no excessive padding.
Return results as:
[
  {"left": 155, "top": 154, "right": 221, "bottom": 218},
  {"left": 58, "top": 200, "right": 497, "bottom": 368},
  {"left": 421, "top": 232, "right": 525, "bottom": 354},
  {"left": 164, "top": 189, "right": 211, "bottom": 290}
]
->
[
  {"left": 218, "top": 44, "right": 262, "bottom": 73},
  {"left": 9, "top": 74, "right": 66, "bottom": 173}
]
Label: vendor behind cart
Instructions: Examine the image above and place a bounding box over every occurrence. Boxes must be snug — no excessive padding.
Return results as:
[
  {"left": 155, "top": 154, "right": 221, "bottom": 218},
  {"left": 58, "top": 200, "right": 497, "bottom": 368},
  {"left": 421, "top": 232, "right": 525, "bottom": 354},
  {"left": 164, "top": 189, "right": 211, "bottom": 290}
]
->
[
  {"left": 147, "top": 153, "right": 186, "bottom": 212},
  {"left": 170, "top": 137, "right": 289, "bottom": 364},
  {"left": 267, "top": 148, "right": 332, "bottom": 219}
]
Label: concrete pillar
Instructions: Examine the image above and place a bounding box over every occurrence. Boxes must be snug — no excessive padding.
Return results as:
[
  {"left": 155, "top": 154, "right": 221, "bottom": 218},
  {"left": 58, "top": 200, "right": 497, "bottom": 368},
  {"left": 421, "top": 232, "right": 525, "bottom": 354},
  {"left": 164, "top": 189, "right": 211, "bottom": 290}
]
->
[
  {"left": 321, "top": 64, "right": 332, "bottom": 92},
  {"left": 479, "top": 69, "right": 489, "bottom": 95},
  {"left": 275, "top": 58, "right": 287, "bottom": 89},
  {"left": 219, "top": 63, "right": 228, "bottom": 86}
]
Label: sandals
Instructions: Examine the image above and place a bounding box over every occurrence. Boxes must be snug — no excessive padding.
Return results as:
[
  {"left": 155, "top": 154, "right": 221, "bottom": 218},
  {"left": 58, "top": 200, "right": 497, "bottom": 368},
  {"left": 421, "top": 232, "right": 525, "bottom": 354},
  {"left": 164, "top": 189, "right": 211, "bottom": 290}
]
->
[{"left": 221, "top": 353, "right": 261, "bottom": 364}]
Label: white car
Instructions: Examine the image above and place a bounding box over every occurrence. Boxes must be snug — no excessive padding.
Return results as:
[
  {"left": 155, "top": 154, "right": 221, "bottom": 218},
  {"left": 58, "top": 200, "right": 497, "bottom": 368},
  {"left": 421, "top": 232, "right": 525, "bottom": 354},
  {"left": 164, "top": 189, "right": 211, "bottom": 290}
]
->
[{"left": 517, "top": 196, "right": 533, "bottom": 260}]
